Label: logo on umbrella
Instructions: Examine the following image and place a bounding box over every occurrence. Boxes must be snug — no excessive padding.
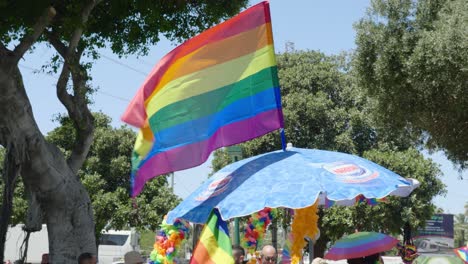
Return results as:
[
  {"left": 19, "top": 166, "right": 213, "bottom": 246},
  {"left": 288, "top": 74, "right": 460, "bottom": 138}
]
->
[
  {"left": 323, "top": 162, "right": 379, "bottom": 183},
  {"left": 195, "top": 175, "right": 232, "bottom": 201}
]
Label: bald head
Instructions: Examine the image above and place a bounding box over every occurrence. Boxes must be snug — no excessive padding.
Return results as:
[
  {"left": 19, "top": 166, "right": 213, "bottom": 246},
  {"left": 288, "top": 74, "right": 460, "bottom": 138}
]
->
[{"left": 261, "top": 245, "right": 277, "bottom": 263}]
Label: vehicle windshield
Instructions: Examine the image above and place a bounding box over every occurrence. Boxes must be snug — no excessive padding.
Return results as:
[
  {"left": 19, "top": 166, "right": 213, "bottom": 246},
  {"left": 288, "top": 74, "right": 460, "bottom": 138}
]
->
[{"left": 99, "top": 234, "right": 129, "bottom": 246}]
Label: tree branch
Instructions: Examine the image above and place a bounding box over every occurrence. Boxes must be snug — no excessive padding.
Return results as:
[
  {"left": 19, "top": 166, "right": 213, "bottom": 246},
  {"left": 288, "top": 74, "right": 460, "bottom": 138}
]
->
[
  {"left": 51, "top": 44, "right": 94, "bottom": 174},
  {"left": 56, "top": 61, "right": 73, "bottom": 109},
  {"left": 0, "top": 42, "right": 9, "bottom": 53},
  {"left": 0, "top": 144, "right": 21, "bottom": 264},
  {"left": 44, "top": 30, "right": 67, "bottom": 58},
  {"left": 68, "top": 0, "right": 99, "bottom": 56},
  {"left": 12, "top": 6, "right": 56, "bottom": 63},
  {"left": 67, "top": 60, "right": 95, "bottom": 174},
  {"left": 47, "top": 0, "right": 101, "bottom": 174}
]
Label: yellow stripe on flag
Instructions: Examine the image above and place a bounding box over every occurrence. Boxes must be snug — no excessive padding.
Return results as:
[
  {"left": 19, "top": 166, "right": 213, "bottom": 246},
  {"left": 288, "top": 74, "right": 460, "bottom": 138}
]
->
[{"left": 145, "top": 45, "right": 276, "bottom": 117}]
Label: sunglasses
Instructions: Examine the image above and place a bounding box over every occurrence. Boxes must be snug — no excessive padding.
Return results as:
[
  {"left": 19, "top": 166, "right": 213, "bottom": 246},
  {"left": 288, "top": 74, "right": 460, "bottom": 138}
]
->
[{"left": 263, "top": 256, "right": 277, "bottom": 262}]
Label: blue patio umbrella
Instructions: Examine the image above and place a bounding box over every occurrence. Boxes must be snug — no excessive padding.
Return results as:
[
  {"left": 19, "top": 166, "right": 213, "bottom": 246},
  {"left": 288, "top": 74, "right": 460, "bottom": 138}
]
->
[{"left": 166, "top": 147, "right": 419, "bottom": 224}]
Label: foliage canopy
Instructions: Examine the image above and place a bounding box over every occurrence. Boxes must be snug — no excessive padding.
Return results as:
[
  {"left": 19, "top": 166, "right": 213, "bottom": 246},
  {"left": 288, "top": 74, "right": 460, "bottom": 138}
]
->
[{"left": 353, "top": 0, "right": 468, "bottom": 169}]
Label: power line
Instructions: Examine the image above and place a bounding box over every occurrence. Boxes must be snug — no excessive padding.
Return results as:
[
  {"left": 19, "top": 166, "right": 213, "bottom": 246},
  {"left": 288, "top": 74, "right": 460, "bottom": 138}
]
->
[
  {"left": 100, "top": 54, "right": 148, "bottom": 76},
  {"left": 135, "top": 58, "right": 155, "bottom": 67},
  {"left": 19, "top": 64, "right": 41, "bottom": 72},
  {"left": 19, "top": 63, "right": 131, "bottom": 102},
  {"left": 97, "top": 90, "right": 130, "bottom": 102}
]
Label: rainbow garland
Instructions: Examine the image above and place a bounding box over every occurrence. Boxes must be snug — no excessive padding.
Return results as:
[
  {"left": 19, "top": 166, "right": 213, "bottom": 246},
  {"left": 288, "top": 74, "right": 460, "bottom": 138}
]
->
[
  {"left": 324, "top": 195, "right": 388, "bottom": 208},
  {"left": 150, "top": 218, "right": 190, "bottom": 264},
  {"left": 354, "top": 195, "right": 387, "bottom": 206},
  {"left": 241, "top": 208, "right": 277, "bottom": 255}
]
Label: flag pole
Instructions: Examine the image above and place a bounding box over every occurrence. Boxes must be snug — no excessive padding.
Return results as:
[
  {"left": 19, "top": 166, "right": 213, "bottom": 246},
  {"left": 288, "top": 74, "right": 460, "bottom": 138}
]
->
[{"left": 280, "top": 128, "right": 286, "bottom": 151}]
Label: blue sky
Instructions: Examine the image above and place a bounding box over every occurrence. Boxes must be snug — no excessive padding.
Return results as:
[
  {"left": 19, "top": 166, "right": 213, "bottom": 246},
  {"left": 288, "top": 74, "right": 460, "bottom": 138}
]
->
[{"left": 19, "top": 0, "right": 467, "bottom": 214}]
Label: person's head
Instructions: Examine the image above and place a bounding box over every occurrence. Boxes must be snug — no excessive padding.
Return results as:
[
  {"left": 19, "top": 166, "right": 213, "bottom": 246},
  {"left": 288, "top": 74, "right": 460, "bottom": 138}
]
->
[
  {"left": 232, "top": 245, "right": 245, "bottom": 264},
  {"left": 41, "top": 253, "right": 49, "bottom": 264},
  {"left": 78, "top": 252, "right": 97, "bottom": 264},
  {"left": 260, "top": 245, "right": 277, "bottom": 263},
  {"left": 364, "top": 253, "right": 381, "bottom": 264},
  {"left": 124, "top": 251, "right": 144, "bottom": 264},
  {"left": 348, "top": 257, "right": 364, "bottom": 264},
  {"left": 312, "top": 257, "right": 328, "bottom": 264}
]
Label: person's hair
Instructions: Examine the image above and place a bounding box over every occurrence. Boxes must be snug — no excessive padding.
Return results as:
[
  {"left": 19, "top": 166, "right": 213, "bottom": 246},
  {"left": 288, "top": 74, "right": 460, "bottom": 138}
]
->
[
  {"left": 364, "top": 253, "right": 380, "bottom": 264},
  {"left": 232, "top": 245, "right": 245, "bottom": 256},
  {"left": 78, "top": 252, "right": 94, "bottom": 264},
  {"left": 348, "top": 257, "right": 364, "bottom": 264}
]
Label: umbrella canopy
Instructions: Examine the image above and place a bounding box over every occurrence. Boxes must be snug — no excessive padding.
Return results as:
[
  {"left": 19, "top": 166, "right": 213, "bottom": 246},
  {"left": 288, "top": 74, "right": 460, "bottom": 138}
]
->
[
  {"left": 167, "top": 147, "right": 419, "bottom": 224},
  {"left": 454, "top": 246, "right": 468, "bottom": 263},
  {"left": 324, "top": 232, "right": 398, "bottom": 260}
]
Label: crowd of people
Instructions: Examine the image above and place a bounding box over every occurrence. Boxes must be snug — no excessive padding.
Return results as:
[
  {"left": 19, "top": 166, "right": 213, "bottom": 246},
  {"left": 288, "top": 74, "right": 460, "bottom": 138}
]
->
[
  {"left": 232, "top": 244, "right": 278, "bottom": 263},
  {"left": 231, "top": 244, "right": 383, "bottom": 264},
  {"left": 33, "top": 250, "right": 145, "bottom": 264},
  {"left": 7, "top": 243, "right": 382, "bottom": 263}
]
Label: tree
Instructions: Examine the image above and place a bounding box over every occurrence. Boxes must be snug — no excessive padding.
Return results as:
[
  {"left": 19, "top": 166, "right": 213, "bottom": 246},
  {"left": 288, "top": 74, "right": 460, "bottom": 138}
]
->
[
  {"left": 0, "top": 1, "right": 248, "bottom": 262},
  {"left": 46, "top": 113, "right": 181, "bottom": 235},
  {"left": 211, "top": 50, "right": 445, "bottom": 256},
  {"left": 454, "top": 203, "right": 468, "bottom": 247},
  {"left": 0, "top": 113, "right": 181, "bottom": 249},
  {"left": 353, "top": 0, "right": 468, "bottom": 169}
]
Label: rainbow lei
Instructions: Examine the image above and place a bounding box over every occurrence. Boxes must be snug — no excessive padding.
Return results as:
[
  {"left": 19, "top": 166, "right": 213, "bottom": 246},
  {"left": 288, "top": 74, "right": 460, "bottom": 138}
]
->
[
  {"left": 241, "top": 207, "right": 277, "bottom": 255},
  {"left": 150, "top": 218, "right": 190, "bottom": 264}
]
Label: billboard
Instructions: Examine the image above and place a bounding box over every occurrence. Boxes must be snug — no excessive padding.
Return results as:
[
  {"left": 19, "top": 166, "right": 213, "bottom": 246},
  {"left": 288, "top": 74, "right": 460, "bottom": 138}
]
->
[{"left": 415, "top": 214, "right": 454, "bottom": 253}]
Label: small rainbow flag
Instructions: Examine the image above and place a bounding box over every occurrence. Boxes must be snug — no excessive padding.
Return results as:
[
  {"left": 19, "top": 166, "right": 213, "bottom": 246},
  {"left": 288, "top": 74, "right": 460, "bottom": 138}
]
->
[
  {"left": 280, "top": 233, "right": 293, "bottom": 264},
  {"left": 190, "top": 209, "right": 234, "bottom": 264},
  {"left": 454, "top": 246, "right": 468, "bottom": 263},
  {"left": 122, "top": 1, "right": 283, "bottom": 196}
]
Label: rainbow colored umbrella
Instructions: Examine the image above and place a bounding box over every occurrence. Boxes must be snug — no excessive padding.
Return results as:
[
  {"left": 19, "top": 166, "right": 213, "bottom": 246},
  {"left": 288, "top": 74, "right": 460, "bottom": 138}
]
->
[
  {"left": 324, "top": 232, "right": 398, "bottom": 260},
  {"left": 454, "top": 246, "right": 468, "bottom": 263}
]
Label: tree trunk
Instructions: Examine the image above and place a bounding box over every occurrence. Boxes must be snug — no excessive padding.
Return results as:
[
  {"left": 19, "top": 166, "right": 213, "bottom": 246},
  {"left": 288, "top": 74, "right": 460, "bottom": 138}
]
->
[
  {"left": 313, "top": 235, "right": 328, "bottom": 258},
  {"left": 0, "top": 147, "right": 20, "bottom": 264},
  {"left": 313, "top": 208, "right": 327, "bottom": 258},
  {"left": 0, "top": 55, "right": 96, "bottom": 262}
]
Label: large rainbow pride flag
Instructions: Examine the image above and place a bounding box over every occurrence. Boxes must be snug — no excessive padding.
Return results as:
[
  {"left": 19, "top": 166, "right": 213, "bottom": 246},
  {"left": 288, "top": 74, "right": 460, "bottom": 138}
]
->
[
  {"left": 190, "top": 209, "right": 234, "bottom": 264},
  {"left": 122, "top": 1, "right": 283, "bottom": 196}
]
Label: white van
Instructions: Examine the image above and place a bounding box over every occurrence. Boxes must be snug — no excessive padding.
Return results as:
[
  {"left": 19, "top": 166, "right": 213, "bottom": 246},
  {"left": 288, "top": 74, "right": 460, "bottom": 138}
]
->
[
  {"left": 4, "top": 225, "right": 140, "bottom": 264},
  {"left": 416, "top": 239, "right": 440, "bottom": 253},
  {"left": 98, "top": 229, "right": 140, "bottom": 264}
]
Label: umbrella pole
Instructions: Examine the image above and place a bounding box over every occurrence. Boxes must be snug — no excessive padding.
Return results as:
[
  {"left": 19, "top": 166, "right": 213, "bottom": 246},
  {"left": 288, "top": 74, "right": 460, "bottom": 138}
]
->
[{"left": 234, "top": 218, "right": 240, "bottom": 246}]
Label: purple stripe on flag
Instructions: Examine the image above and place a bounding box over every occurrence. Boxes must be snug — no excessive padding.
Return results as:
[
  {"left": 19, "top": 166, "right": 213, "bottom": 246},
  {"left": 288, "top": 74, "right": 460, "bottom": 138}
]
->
[{"left": 132, "top": 109, "right": 282, "bottom": 196}]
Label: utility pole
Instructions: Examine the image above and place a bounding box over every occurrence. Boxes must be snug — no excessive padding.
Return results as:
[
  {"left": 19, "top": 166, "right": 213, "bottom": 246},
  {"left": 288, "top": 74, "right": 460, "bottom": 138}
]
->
[{"left": 285, "top": 41, "right": 295, "bottom": 53}]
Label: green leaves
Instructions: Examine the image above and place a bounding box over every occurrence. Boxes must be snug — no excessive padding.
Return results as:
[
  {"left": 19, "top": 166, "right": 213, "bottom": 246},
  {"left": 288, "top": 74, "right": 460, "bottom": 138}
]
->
[
  {"left": 354, "top": 0, "right": 468, "bottom": 169},
  {"left": 210, "top": 50, "right": 445, "bottom": 255},
  {"left": 1, "top": 0, "right": 248, "bottom": 57},
  {"left": 46, "top": 113, "right": 181, "bottom": 234}
]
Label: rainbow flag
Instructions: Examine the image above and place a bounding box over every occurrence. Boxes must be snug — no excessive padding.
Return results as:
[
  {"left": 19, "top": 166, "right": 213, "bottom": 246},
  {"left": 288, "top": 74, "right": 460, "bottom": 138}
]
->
[
  {"left": 190, "top": 209, "right": 234, "bottom": 264},
  {"left": 454, "top": 246, "right": 468, "bottom": 263},
  {"left": 122, "top": 1, "right": 283, "bottom": 196}
]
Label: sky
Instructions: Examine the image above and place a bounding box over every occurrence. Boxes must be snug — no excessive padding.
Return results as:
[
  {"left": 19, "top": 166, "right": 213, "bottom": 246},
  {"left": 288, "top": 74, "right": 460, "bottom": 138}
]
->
[{"left": 18, "top": 0, "right": 467, "bottom": 214}]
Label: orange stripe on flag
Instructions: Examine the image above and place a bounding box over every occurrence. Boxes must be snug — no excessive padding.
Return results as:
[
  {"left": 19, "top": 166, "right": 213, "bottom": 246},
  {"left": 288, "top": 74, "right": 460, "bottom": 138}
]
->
[{"left": 190, "top": 242, "right": 216, "bottom": 264}]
